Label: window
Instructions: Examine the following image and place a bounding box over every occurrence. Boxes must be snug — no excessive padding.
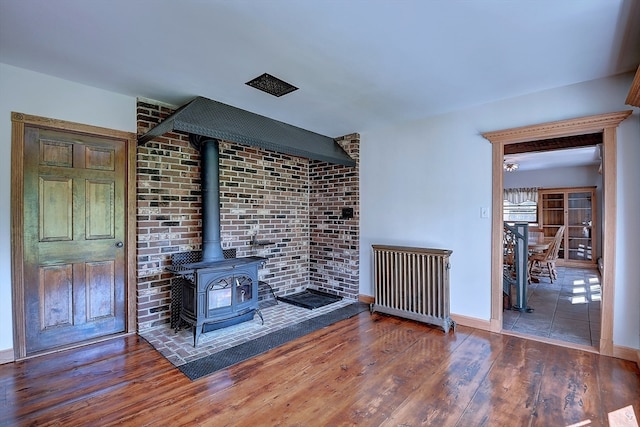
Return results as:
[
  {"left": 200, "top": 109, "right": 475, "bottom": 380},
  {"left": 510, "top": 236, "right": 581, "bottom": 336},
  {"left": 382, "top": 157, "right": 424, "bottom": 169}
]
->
[
  {"left": 503, "top": 200, "right": 537, "bottom": 222},
  {"left": 503, "top": 187, "right": 538, "bottom": 223}
]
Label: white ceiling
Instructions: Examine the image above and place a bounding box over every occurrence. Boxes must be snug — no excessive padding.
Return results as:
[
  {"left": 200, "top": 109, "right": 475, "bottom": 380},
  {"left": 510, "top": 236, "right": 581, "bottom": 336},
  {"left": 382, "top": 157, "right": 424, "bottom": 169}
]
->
[
  {"left": 504, "top": 146, "right": 601, "bottom": 172},
  {"left": 1, "top": 0, "right": 639, "bottom": 138}
]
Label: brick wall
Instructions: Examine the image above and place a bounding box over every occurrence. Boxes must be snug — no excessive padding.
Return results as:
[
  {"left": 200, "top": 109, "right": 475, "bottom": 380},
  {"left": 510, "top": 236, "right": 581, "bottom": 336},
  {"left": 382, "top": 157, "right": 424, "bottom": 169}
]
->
[
  {"left": 136, "top": 99, "right": 360, "bottom": 331},
  {"left": 309, "top": 134, "right": 360, "bottom": 297},
  {"left": 218, "top": 143, "right": 310, "bottom": 296}
]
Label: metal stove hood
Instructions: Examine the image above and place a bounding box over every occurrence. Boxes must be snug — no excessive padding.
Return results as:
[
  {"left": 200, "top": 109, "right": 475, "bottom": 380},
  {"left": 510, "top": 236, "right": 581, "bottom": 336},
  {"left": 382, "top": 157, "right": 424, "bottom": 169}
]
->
[{"left": 138, "top": 96, "right": 356, "bottom": 167}]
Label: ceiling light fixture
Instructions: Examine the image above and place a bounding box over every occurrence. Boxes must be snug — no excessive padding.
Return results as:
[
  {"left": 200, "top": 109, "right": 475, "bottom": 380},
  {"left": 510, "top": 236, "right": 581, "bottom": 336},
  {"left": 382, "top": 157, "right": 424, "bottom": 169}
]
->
[
  {"left": 246, "top": 73, "right": 298, "bottom": 97},
  {"left": 503, "top": 162, "right": 519, "bottom": 172}
]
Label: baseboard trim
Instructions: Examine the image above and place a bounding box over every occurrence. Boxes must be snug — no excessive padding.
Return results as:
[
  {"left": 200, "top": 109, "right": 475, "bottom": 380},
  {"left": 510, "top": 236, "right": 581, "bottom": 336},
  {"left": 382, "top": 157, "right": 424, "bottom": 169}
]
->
[
  {"left": 358, "top": 294, "right": 374, "bottom": 305},
  {"left": 357, "top": 299, "right": 493, "bottom": 332},
  {"left": 0, "top": 348, "right": 14, "bottom": 365},
  {"left": 613, "top": 344, "right": 640, "bottom": 365},
  {"left": 357, "top": 301, "right": 493, "bottom": 332},
  {"left": 450, "top": 314, "right": 492, "bottom": 331}
]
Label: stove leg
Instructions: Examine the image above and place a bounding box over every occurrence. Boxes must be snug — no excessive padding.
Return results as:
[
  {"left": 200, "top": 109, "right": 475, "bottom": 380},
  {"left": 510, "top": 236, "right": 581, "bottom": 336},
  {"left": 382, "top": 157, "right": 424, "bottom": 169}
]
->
[
  {"left": 193, "top": 325, "right": 202, "bottom": 347},
  {"left": 255, "top": 308, "right": 264, "bottom": 325},
  {"left": 259, "top": 280, "right": 278, "bottom": 305}
]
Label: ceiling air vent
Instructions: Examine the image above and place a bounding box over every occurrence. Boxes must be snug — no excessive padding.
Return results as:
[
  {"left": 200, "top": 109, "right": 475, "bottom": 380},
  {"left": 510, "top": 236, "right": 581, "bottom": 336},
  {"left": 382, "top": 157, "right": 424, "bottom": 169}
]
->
[{"left": 246, "top": 73, "right": 298, "bottom": 97}]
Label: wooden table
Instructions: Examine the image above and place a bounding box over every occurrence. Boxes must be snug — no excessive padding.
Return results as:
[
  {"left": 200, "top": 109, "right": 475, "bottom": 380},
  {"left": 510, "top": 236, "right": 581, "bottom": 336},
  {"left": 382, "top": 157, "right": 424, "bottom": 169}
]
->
[{"left": 528, "top": 242, "right": 549, "bottom": 253}]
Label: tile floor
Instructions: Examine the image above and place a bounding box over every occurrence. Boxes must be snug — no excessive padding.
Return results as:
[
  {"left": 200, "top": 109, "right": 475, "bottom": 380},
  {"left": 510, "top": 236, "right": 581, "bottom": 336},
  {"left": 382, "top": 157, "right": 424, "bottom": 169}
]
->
[
  {"left": 503, "top": 266, "right": 601, "bottom": 347},
  {"left": 139, "top": 297, "right": 356, "bottom": 366}
]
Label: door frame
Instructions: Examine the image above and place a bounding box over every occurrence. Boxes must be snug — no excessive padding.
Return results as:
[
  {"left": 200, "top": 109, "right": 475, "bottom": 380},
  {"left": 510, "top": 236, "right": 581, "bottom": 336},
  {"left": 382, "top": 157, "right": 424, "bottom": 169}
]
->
[
  {"left": 10, "top": 112, "right": 137, "bottom": 360},
  {"left": 483, "top": 110, "right": 632, "bottom": 357}
]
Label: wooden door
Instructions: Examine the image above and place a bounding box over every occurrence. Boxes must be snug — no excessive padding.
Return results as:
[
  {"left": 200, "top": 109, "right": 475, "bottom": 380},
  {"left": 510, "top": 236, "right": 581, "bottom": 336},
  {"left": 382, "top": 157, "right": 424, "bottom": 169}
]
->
[{"left": 22, "top": 125, "right": 126, "bottom": 354}]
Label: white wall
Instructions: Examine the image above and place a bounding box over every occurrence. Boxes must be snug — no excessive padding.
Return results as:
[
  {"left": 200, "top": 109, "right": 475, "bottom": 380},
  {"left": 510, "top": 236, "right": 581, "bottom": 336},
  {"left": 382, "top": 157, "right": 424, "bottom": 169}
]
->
[
  {"left": 0, "top": 63, "right": 136, "bottom": 353},
  {"left": 360, "top": 72, "right": 640, "bottom": 349},
  {"left": 614, "top": 114, "right": 640, "bottom": 351},
  {"left": 360, "top": 113, "right": 494, "bottom": 320}
]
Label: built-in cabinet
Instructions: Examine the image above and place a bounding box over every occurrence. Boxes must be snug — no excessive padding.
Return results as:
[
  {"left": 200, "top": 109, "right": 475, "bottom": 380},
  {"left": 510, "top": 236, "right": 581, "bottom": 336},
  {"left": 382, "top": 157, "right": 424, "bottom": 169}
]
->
[{"left": 539, "top": 187, "right": 597, "bottom": 266}]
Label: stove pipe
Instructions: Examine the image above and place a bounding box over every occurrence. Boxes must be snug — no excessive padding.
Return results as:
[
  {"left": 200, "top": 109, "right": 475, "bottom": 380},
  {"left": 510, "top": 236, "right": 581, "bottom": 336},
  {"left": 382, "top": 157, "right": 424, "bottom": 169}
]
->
[{"left": 197, "top": 137, "right": 224, "bottom": 262}]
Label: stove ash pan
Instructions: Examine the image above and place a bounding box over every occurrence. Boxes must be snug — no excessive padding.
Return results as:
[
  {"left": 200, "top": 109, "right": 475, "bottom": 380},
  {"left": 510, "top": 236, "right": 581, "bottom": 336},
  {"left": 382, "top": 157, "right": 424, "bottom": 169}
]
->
[{"left": 168, "top": 256, "right": 266, "bottom": 347}]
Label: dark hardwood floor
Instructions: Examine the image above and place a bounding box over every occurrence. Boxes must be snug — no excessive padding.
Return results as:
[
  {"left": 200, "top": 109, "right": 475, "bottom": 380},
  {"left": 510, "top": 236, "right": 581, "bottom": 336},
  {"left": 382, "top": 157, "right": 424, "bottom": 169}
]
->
[{"left": 1, "top": 311, "right": 639, "bottom": 426}]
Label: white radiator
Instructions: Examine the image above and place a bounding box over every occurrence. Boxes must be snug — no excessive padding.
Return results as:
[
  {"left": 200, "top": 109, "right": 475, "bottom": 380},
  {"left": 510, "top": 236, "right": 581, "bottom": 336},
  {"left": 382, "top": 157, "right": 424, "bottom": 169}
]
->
[{"left": 371, "top": 245, "right": 455, "bottom": 333}]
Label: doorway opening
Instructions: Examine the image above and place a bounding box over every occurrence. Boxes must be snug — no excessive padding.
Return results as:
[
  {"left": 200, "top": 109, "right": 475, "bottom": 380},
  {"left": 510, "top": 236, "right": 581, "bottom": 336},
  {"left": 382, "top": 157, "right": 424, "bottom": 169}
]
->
[
  {"left": 500, "top": 136, "right": 602, "bottom": 347},
  {"left": 483, "top": 110, "right": 632, "bottom": 356}
]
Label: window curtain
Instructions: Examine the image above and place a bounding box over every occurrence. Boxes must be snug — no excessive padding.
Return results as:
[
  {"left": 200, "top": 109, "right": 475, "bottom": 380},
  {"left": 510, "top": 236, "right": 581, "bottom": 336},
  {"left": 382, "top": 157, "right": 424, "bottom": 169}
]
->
[{"left": 503, "top": 187, "right": 538, "bottom": 204}]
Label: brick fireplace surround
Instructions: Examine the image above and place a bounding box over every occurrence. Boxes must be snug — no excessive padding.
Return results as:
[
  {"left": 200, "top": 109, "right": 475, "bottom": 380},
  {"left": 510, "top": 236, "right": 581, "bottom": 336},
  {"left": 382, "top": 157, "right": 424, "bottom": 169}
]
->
[{"left": 136, "top": 100, "right": 360, "bottom": 331}]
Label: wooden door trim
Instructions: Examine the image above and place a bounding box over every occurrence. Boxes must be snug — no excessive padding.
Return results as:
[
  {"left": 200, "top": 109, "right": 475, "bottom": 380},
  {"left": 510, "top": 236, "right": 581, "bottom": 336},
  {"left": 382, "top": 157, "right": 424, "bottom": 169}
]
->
[
  {"left": 10, "top": 112, "right": 137, "bottom": 360},
  {"left": 483, "top": 110, "right": 632, "bottom": 357}
]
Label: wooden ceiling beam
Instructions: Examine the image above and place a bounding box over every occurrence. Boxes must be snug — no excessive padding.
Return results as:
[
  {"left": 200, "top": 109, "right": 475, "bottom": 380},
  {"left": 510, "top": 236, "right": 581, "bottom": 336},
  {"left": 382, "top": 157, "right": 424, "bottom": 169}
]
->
[
  {"left": 503, "top": 133, "right": 603, "bottom": 155},
  {"left": 625, "top": 65, "right": 640, "bottom": 108}
]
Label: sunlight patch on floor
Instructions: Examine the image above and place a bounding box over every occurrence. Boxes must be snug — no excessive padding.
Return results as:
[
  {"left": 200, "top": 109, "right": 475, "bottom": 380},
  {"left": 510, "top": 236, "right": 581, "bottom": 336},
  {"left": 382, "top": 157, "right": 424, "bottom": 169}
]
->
[
  {"left": 565, "top": 404, "right": 639, "bottom": 427},
  {"left": 570, "top": 276, "right": 601, "bottom": 305}
]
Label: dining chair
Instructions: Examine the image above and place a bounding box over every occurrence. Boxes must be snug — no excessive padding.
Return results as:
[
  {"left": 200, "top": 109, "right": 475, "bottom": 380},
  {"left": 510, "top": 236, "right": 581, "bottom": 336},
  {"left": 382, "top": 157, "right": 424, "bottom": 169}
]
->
[{"left": 528, "top": 225, "right": 565, "bottom": 283}]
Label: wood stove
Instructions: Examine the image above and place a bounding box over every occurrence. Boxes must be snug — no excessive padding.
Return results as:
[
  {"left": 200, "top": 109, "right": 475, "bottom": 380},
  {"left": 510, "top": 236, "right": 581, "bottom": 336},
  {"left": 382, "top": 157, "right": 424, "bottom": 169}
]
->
[{"left": 168, "top": 255, "right": 266, "bottom": 347}]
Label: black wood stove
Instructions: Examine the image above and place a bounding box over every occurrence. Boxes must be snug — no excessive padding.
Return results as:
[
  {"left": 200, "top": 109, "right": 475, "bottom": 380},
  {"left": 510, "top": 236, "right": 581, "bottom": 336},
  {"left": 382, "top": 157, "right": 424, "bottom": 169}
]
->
[{"left": 168, "top": 253, "right": 266, "bottom": 347}]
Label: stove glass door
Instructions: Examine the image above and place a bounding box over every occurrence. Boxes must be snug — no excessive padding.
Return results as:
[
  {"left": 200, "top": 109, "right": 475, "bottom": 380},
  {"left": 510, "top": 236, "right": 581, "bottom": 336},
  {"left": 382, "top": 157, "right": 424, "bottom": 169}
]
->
[
  {"left": 235, "top": 275, "right": 253, "bottom": 304},
  {"left": 208, "top": 277, "right": 232, "bottom": 309}
]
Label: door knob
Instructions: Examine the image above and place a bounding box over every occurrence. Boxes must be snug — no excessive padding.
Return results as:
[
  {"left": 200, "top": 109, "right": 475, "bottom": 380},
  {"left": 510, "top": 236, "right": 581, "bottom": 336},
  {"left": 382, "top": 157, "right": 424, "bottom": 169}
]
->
[{"left": 115, "top": 241, "right": 124, "bottom": 248}]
